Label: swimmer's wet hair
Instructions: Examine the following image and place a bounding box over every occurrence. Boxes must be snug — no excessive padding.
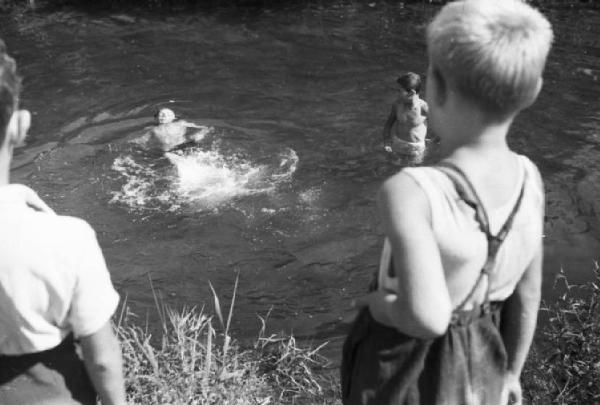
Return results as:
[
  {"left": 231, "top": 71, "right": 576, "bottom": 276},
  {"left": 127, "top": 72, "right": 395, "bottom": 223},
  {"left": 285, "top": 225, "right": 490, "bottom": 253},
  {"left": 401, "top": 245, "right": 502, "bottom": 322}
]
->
[
  {"left": 154, "top": 107, "right": 176, "bottom": 119},
  {"left": 0, "top": 39, "right": 20, "bottom": 144},
  {"left": 397, "top": 72, "right": 422, "bottom": 94},
  {"left": 427, "top": 0, "right": 553, "bottom": 117}
]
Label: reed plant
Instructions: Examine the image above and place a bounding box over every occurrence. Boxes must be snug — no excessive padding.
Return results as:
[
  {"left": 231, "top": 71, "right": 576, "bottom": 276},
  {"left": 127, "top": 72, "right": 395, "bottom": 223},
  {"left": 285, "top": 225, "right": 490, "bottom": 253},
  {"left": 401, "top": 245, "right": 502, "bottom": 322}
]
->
[
  {"left": 115, "top": 275, "right": 340, "bottom": 404},
  {"left": 522, "top": 263, "right": 600, "bottom": 404}
]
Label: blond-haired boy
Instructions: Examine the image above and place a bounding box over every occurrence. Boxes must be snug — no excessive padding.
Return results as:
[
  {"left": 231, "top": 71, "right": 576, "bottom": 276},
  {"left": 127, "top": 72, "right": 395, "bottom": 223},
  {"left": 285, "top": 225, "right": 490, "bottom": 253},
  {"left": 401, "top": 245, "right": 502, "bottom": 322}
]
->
[{"left": 342, "top": 1, "right": 553, "bottom": 404}]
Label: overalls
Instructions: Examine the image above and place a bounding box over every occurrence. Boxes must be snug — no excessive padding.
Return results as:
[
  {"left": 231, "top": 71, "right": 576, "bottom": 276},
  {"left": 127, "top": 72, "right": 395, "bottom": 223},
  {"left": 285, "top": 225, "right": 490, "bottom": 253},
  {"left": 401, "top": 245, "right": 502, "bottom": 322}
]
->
[{"left": 341, "top": 163, "right": 526, "bottom": 405}]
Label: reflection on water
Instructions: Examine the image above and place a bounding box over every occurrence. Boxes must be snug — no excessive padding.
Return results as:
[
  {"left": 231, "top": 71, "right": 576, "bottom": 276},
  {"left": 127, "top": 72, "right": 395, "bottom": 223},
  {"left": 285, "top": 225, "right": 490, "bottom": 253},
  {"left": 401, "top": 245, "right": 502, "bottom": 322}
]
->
[{"left": 1, "top": 4, "right": 600, "bottom": 349}]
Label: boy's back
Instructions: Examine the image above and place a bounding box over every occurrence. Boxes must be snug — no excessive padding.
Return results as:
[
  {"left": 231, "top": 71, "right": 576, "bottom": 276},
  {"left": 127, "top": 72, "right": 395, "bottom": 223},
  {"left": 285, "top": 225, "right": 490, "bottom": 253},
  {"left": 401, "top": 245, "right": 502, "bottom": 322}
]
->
[{"left": 0, "top": 185, "right": 118, "bottom": 355}]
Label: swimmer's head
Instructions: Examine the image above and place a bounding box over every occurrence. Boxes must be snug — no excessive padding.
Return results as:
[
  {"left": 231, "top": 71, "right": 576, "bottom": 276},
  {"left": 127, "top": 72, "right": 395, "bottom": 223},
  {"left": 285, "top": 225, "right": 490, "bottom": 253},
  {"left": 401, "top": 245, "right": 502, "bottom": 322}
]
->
[{"left": 156, "top": 108, "right": 176, "bottom": 124}]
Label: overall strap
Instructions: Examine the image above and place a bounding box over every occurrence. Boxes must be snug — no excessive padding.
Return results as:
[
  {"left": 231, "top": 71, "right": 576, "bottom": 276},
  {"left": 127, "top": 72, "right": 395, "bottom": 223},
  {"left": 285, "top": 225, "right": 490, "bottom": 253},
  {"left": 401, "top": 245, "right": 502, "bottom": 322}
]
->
[{"left": 436, "top": 161, "right": 527, "bottom": 312}]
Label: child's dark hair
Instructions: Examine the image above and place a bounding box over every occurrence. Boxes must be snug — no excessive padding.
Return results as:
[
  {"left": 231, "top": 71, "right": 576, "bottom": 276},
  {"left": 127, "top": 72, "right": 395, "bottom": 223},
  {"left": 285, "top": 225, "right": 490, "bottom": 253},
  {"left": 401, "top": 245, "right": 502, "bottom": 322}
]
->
[
  {"left": 397, "top": 72, "right": 422, "bottom": 94},
  {"left": 0, "top": 39, "right": 20, "bottom": 145}
]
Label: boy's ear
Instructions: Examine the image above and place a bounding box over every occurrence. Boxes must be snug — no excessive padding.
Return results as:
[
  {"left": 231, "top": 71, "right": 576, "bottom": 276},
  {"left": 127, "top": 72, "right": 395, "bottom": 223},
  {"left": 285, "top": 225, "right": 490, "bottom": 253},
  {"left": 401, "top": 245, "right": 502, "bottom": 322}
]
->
[
  {"left": 532, "top": 77, "right": 543, "bottom": 102},
  {"left": 521, "top": 78, "right": 543, "bottom": 110},
  {"left": 7, "top": 110, "right": 31, "bottom": 147},
  {"left": 536, "top": 77, "right": 543, "bottom": 94}
]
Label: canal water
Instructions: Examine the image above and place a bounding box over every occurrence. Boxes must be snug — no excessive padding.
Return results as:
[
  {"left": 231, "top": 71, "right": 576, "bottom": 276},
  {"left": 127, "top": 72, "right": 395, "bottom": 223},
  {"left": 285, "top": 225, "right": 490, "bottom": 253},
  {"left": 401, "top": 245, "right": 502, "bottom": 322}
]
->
[{"left": 1, "top": 2, "right": 599, "bottom": 355}]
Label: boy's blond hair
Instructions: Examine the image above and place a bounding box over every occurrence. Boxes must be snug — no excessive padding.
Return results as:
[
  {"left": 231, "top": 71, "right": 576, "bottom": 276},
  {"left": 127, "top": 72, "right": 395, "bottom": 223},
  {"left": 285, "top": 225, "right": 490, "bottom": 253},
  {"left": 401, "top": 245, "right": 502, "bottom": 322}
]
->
[{"left": 427, "top": 0, "right": 553, "bottom": 118}]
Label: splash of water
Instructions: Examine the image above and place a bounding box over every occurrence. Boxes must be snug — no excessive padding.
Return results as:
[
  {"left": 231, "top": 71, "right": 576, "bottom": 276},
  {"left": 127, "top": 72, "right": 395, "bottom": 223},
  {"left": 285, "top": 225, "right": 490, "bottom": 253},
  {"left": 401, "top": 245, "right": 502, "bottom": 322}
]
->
[
  {"left": 110, "top": 145, "right": 298, "bottom": 213},
  {"left": 110, "top": 155, "right": 177, "bottom": 211}
]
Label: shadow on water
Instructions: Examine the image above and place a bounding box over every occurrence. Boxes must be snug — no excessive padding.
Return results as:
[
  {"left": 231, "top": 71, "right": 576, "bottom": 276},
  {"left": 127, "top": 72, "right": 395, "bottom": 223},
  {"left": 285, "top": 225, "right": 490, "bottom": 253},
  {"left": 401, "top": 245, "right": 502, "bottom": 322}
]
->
[{"left": 1, "top": 3, "right": 600, "bottom": 359}]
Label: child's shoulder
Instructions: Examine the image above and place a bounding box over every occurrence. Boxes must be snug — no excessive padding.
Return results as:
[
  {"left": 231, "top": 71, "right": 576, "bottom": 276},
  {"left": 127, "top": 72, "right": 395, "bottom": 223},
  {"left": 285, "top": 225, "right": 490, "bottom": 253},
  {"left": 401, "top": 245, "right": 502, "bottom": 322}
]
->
[
  {"left": 379, "top": 169, "right": 431, "bottom": 210},
  {"left": 378, "top": 168, "right": 439, "bottom": 231},
  {"left": 515, "top": 153, "right": 544, "bottom": 199},
  {"left": 24, "top": 208, "right": 97, "bottom": 247}
]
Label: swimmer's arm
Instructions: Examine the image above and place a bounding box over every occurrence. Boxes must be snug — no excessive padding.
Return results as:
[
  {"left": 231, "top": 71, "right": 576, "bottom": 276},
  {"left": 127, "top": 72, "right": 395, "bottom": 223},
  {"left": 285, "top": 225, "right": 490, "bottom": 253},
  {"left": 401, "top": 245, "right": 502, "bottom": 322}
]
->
[
  {"left": 368, "top": 173, "right": 452, "bottom": 338},
  {"left": 500, "top": 243, "right": 543, "bottom": 382},
  {"left": 382, "top": 105, "right": 397, "bottom": 151},
  {"left": 183, "top": 122, "right": 211, "bottom": 143},
  {"left": 181, "top": 120, "right": 204, "bottom": 129},
  {"left": 130, "top": 128, "right": 153, "bottom": 146}
]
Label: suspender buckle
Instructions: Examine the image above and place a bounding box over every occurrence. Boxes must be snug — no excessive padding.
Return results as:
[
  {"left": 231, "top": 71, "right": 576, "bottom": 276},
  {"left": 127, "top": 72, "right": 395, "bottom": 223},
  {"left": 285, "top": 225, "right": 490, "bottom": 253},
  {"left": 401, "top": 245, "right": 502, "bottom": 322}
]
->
[{"left": 481, "top": 301, "right": 491, "bottom": 315}]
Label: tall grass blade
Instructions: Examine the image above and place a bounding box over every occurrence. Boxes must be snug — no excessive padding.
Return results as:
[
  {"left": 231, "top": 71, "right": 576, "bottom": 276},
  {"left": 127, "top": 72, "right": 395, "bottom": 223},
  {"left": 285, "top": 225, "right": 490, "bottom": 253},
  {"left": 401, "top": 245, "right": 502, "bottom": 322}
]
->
[
  {"left": 116, "top": 294, "right": 128, "bottom": 328},
  {"left": 203, "top": 319, "right": 213, "bottom": 393},
  {"left": 225, "top": 272, "right": 239, "bottom": 337},
  {"left": 149, "top": 273, "right": 167, "bottom": 334},
  {"left": 223, "top": 272, "right": 240, "bottom": 360},
  {"left": 208, "top": 281, "right": 225, "bottom": 329}
]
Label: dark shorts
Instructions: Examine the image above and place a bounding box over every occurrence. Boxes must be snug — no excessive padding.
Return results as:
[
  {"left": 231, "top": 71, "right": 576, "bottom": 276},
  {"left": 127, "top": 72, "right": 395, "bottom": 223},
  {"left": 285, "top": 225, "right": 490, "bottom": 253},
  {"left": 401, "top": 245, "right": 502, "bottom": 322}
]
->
[
  {"left": 0, "top": 335, "right": 97, "bottom": 405},
  {"left": 341, "top": 302, "right": 506, "bottom": 405}
]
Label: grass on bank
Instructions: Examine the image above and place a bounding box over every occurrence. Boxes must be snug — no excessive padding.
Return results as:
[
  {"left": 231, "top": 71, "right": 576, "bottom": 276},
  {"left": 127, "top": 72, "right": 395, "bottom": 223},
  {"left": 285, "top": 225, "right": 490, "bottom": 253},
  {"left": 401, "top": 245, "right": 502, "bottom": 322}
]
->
[
  {"left": 522, "top": 262, "right": 600, "bottom": 404},
  {"left": 115, "top": 264, "right": 600, "bottom": 404},
  {"left": 115, "top": 276, "right": 340, "bottom": 404}
]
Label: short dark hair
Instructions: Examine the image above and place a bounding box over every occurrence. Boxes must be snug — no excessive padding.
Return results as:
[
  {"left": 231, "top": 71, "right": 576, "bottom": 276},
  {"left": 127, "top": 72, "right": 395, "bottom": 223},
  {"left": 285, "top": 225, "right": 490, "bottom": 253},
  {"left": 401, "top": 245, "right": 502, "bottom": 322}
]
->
[
  {"left": 0, "top": 39, "right": 20, "bottom": 145},
  {"left": 396, "top": 72, "right": 422, "bottom": 94}
]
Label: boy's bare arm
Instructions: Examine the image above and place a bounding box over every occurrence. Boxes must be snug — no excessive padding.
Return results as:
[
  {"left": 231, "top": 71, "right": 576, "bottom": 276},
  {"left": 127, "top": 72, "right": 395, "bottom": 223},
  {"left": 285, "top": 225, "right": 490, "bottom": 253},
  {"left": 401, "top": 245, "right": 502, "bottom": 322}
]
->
[
  {"left": 500, "top": 244, "right": 542, "bottom": 395},
  {"left": 80, "top": 322, "right": 127, "bottom": 405},
  {"left": 371, "top": 172, "right": 452, "bottom": 338}
]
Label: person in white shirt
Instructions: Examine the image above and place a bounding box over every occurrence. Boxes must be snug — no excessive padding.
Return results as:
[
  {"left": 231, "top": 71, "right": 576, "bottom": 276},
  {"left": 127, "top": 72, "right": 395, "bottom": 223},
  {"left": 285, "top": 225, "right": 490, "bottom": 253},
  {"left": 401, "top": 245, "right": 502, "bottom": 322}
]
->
[{"left": 0, "top": 39, "right": 126, "bottom": 405}]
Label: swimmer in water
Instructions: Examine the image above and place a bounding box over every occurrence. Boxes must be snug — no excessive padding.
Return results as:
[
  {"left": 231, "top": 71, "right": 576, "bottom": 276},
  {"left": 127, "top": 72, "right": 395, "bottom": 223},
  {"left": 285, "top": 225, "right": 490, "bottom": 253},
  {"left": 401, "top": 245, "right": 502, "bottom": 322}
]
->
[
  {"left": 143, "top": 108, "right": 210, "bottom": 152},
  {"left": 382, "top": 72, "right": 429, "bottom": 164}
]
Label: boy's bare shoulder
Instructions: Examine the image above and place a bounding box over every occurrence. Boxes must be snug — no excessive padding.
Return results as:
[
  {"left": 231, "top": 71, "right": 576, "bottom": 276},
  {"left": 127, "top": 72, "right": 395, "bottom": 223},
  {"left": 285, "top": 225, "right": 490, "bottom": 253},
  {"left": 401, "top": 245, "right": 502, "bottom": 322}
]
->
[{"left": 378, "top": 170, "right": 429, "bottom": 214}]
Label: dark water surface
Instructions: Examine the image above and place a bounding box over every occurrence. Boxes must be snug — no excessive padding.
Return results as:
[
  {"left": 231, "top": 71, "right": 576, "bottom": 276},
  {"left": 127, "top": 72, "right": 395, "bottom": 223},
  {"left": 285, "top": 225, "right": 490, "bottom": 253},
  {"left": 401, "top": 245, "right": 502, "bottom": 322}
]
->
[{"left": 1, "top": 3, "right": 599, "bottom": 358}]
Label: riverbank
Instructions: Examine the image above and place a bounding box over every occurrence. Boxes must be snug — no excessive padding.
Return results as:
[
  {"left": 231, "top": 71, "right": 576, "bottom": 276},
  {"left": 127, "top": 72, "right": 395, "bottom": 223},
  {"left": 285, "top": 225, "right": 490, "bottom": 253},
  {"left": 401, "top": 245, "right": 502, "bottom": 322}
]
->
[{"left": 118, "top": 266, "right": 600, "bottom": 404}]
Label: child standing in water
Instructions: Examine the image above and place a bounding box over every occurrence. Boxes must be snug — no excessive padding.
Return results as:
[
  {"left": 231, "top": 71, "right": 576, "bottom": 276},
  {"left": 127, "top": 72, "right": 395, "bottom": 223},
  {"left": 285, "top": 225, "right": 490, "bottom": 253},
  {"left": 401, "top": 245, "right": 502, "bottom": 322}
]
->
[
  {"left": 146, "top": 107, "right": 210, "bottom": 152},
  {"left": 342, "top": 1, "right": 553, "bottom": 404},
  {"left": 382, "top": 72, "right": 429, "bottom": 164},
  {"left": 0, "top": 40, "right": 126, "bottom": 404}
]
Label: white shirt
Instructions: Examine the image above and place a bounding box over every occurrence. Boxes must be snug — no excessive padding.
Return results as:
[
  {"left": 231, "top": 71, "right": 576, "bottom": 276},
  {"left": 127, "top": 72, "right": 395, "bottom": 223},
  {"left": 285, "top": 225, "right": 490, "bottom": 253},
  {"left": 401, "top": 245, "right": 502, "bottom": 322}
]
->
[
  {"left": 378, "top": 155, "right": 544, "bottom": 307},
  {"left": 0, "top": 184, "right": 120, "bottom": 355}
]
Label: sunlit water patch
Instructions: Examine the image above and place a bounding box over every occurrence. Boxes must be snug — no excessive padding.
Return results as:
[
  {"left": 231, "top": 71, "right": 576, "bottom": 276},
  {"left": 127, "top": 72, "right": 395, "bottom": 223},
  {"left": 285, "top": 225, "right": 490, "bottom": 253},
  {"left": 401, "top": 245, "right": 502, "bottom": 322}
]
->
[{"left": 110, "top": 142, "right": 298, "bottom": 213}]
